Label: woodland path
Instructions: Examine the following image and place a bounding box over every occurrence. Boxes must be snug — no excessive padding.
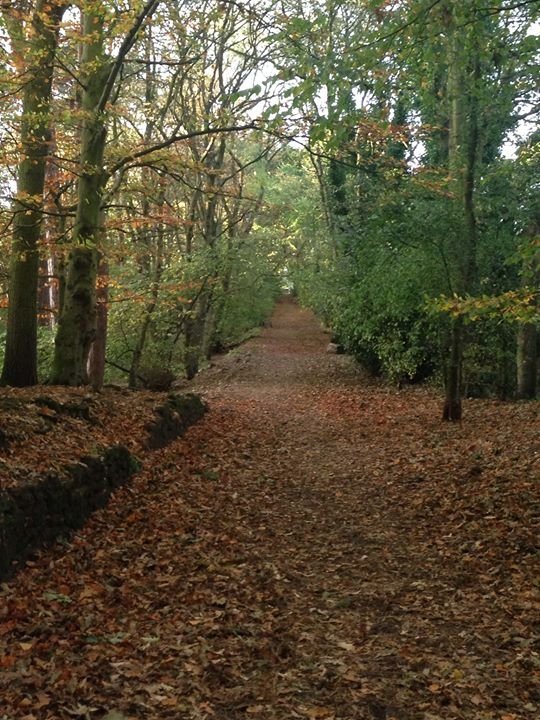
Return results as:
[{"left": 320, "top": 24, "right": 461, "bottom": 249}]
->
[{"left": 0, "top": 298, "right": 537, "bottom": 720}]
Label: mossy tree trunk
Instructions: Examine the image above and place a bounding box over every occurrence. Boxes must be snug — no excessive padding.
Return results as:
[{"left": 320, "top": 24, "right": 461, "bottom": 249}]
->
[
  {"left": 50, "top": 7, "right": 109, "bottom": 385},
  {"left": 88, "top": 257, "right": 109, "bottom": 390},
  {"left": 1, "top": 0, "right": 65, "bottom": 386},
  {"left": 50, "top": 0, "right": 162, "bottom": 385},
  {"left": 184, "top": 289, "right": 211, "bottom": 380}
]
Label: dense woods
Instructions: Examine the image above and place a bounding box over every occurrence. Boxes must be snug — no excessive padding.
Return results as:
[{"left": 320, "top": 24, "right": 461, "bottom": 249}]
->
[
  {"left": 0, "top": 0, "right": 538, "bottom": 414},
  {"left": 0, "top": 5, "right": 539, "bottom": 716}
]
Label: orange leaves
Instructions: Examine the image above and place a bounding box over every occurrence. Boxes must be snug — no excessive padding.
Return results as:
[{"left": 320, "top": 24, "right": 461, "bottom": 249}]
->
[
  {"left": 0, "top": 301, "right": 538, "bottom": 719},
  {"left": 78, "top": 582, "right": 104, "bottom": 601},
  {"left": 432, "top": 288, "right": 539, "bottom": 323},
  {"left": 0, "top": 620, "right": 18, "bottom": 636},
  {"left": 299, "top": 706, "right": 335, "bottom": 719},
  {"left": 105, "top": 209, "right": 190, "bottom": 232},
  {"left": 0, "top": 654, "right": 17, "bottom": 669}
]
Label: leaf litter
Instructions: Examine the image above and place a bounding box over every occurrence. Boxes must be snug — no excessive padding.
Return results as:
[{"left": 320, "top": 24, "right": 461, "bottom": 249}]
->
[{"left": 0, "top": 298, "right": 538, "bottom": 719}]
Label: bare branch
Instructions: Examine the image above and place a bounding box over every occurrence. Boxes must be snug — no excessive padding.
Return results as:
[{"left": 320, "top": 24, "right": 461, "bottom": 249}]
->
[
  {"left": 108, "top": 123, "right": 261, "bottom": 176},
  {"left": 97, "top": 0, "right": 162, "bottom": 114}
]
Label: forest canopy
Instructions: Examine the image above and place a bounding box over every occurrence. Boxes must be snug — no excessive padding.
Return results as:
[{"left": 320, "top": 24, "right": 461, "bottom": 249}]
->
[{"left": 0, "top": 0, "right": 538, "bottom": 417}]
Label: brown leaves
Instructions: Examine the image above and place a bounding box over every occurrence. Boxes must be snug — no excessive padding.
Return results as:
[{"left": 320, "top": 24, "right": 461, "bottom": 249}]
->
[
  {"left": 0, "top": 386, "right": 160, "bottom": 490},
  {"left": 0, "top": 300, "right": 538, "bottom": 718},
  {"left": 300, "top": 706, "right": 335, "bottom": 719}
]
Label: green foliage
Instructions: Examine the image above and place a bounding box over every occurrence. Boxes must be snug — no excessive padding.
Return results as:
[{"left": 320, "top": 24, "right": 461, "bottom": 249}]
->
[
  {"left": 0, "top": 0, "right": 537, "bottom": 398},
  {"left": 463, "top": 320, "right": 517, "bottom": 399},
  {"left": 37, "top": 326, "right": 56, "bottom": 383},
  {"left": 105, "top": 258, "right": 191, "bottom": 381},
  {"left": 275, "top": 0, "right": 539, "bottom": 402},
  {"left": 213, "top": 247, "right": 282, "bottom": 351},
  {"left": 0, "top": 322, "right": 56, "bottom": 384}
]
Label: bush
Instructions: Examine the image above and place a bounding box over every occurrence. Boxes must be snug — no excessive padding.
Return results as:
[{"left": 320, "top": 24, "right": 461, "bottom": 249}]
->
[{"left": 138, "top": 366, "right": 176, "bottom": 391}]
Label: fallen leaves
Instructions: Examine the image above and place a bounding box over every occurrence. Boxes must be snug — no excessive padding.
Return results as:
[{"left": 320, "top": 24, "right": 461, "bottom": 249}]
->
[
  {"left": 0, "top": 300, "right": 538, "bottom": 719},
  {"left": 0, "top": 387, "right": 163, "bottom": 490},
  {"left": 299, "top": 706, "right": 335, "bottom": 718}
]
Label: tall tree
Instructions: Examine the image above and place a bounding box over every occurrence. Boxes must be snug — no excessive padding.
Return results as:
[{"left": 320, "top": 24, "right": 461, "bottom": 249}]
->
[
  {"left": 50, "top": 0, "right": 161, "bottom": 384},
  {"left": 516, "top": 146, "right": 539, "bottom": 400},
  {"left": 1, "top": 0, "right": 67, "bottom": 386},
  {"left": 441, "top": 1, "right": 480, "bottom": 420}
]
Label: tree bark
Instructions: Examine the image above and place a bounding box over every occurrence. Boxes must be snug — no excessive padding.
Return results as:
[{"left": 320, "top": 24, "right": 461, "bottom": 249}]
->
[
  {"left": 184, "top": 290, "right": 211, "bottom": 380},
  {"left": 1, "top": 0, "right": 65, "bottom": 386},
  {"left": 38, "top": 258, "right": 53, "bottom": 327},
  {"left": 129, "top": 223, "right": 164, "bottom": 388},
  {"left": 516, "top": 233, "right": 538, "bottom": 399},
  {"left": 51, "top": 247, "right": 99, "bottom": 385},
  {"left": 516, "top": 323, "right": 537, "bottom": 399},
  {"left": 50, "top": 8, "right": 108, "bottom": 385},
  {"left": 442, "top": 6, "right": 480, "bottom": 421},
  {"left": 88, "top": 258, "right": 109, "bottom": 390}
]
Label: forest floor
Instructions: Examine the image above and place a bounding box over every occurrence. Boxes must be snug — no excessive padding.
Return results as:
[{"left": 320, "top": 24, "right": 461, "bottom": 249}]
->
[{"left": 0, "top": 297, "right": 538, "bottom": 720}]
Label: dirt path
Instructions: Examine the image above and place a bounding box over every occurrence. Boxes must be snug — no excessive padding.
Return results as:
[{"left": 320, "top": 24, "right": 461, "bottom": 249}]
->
[{"left": 1, "top": 298, "right": 538, "bottom": 720}]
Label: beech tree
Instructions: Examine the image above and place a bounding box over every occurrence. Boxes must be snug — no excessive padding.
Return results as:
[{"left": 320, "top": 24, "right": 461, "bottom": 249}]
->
[
  {"left": 0, "top": 0, "right": 67, "bottom": 386},
  {"left": 50, "top": 0, "right": 162, "bottom": 384}
]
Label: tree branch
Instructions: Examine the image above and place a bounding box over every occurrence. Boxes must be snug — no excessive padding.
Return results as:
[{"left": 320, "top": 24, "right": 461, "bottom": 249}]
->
[
  {"left": 351, "top": 0, "right": 444, "bottom": 51},
  {"left": 108, "top": 123, "right": 261, "bottom": 176},
  {"left": 97, "top": 0, "right": 162, "bottom": 114}
]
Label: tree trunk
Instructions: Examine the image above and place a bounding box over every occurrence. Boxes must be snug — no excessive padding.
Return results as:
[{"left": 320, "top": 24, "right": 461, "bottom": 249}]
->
[
  {"left": 210, "top": 217, "right": 235, "bottom": 353},
  {"left": 50, "top": 9, "right": 109, "bottom": 385},
  {"left": 88, "top": 258, "right": 109, "bottom": 391},
  {"left": 184, "top": 290, "right": 211, "bottom": 380},
  {"left": 57, "top": 252, "right": 66, "bottom": 319},
  {"left": 1, "top": 0, "right": 65, "bottom": 386},
  {"left": 441, "top": 6, "right": 480, "bottom": 421},
  {"left": 516, "top": 217, "right": 539, "bottom": 399},
  {"left": 442, "top": 318, "right": 463, "bottom": 420},
  {"left": 51, "top": 247, "right": 99, "bottom": 385},
  {"left": 516, "top": 323, "right": 537, "bottom": 399},
  {"left": 202, "top": 300, "right": 218, "bottom": 360},
  {"left": 183, "top": 138, "right": 225, "bottom": 377},
  {"left": 129, "top": 228, "right": 164, "bottom": 388},
  {"left": 38, "top": 258, "right": 53, "bottom": 327},
  {"left": 128, "top": 300, "right": 155, "bottom": 388},
  {"left": 50, "top": 0, "right": 161, "bottom": 385},
  {"left": 442, "top": 15, "right": 464, "bottom": 421}
]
